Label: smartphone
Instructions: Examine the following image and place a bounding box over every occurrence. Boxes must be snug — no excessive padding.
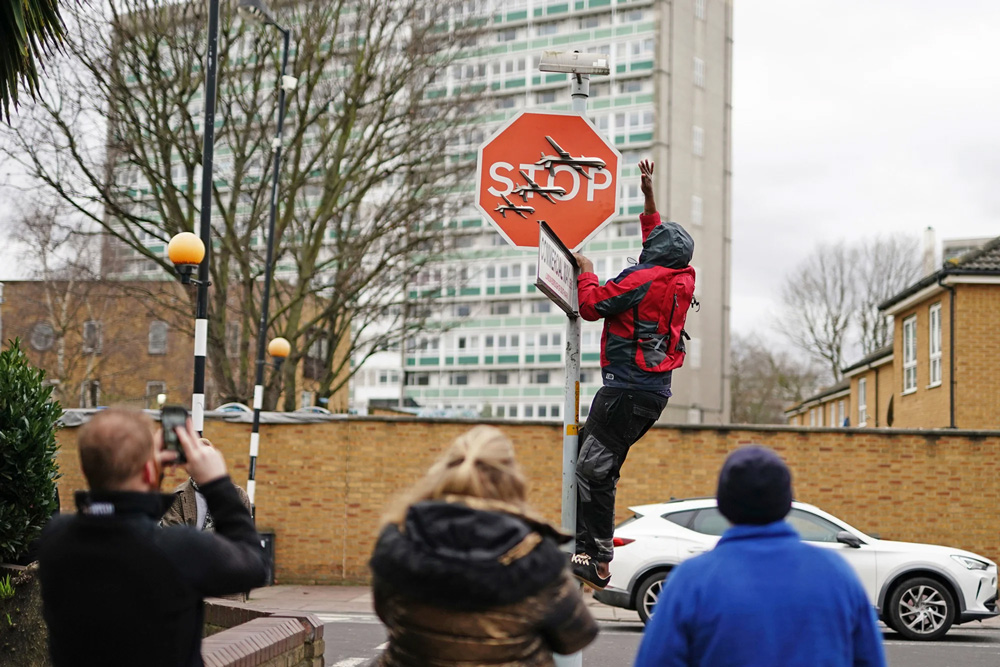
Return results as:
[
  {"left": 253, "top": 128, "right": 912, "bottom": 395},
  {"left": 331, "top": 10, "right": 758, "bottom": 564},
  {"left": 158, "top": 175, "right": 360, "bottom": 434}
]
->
[{"left": 161, "top": 405, "right": 188, "bottom": 464}]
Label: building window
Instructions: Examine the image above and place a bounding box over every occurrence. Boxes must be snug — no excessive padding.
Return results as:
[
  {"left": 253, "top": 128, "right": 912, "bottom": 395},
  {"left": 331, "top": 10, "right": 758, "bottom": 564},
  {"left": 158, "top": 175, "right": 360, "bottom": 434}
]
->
[
  {"left": 304, "top": 335, "right": 329, "bottom": 380},
  {"left": 491, "top": 303, "right": 511, "bottom": 315},
  {"left": 902, "top": 315, "right": 917, "bottom": 393},
  {"left": 225, "top": 321, "right": 241, "bottom": 358},
  {"left": 145, "top": 381, "right": 166, "bottom": 409},
  {"left": 450, "top": 373, "right": 469, "bottom": 386},
  {"left": 695, "top": 0, "right": 707, "bottom": 20},
  {"left": 837, "top": 400, "right": 846, "bottom": 427},
  {"left": 693, "top": 57, "right": 705, "bottom": 87},
  {"left": 858, "top": 378, "right": 867, "bottom": 426},
  {"left": 81, "top": 380, "right": 101, "bottom": 408},
  {"left": 524, "top": 405, "right": 534, "bottom": 418},
  {"left": 491, "top": 372, "right": 509, "bottom": 385},
  {"left": 691, "top": 195, "right": 703, "bottom": 225},
  {"left": 82, "top": 320, "right": 103, "bottom": 355},
  {"left": 530, "top": 371, "right": 550, "bottom": 384},
  {"left": 692, "top": 126, "right": 704, "bottom": 157},
  {"left": 30, "top": 322, "right": 55, "bottom": 351},
  {"left": 929, "top": 303, "right": 942, "bottom": 387},
  {"left": 300, "top": 391, "right": 314, "bottom": 408},
  {"left": 148, "top": 320, "right": 168, "bottom": 355},
  {"left": 455, "top": 304, "right": 471, "bottom": 317},
  {"left": 538, "top": 405, "right": 547, "bottom": 418},
  {"left": 686, "top": 338, "right": 702, "bottom": 369},
  {"left": 809, "top": 408, "right": 816, "bottom": 427},
  {"left": 552, "top": 404, "right": 560, "bottom": 418},
  {"left": 407, "top": 373, "right": 430, "bottom": 386}
]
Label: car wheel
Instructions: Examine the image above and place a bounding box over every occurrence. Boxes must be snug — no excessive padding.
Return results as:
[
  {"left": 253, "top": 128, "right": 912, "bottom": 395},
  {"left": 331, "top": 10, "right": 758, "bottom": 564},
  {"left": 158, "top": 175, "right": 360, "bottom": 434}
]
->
[
  {"left": 636, "top": 571, "right": 669, "bottom": 625},
  {"left": 887, "top": 577, "right": 955, "bottom": 640}
]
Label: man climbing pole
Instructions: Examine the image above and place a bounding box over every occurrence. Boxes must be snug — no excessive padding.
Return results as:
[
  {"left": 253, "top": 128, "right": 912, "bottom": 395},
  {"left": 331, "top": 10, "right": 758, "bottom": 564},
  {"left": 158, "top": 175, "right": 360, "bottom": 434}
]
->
[{"left": 570, "top": 159, "right": 696, "bottom": 589}]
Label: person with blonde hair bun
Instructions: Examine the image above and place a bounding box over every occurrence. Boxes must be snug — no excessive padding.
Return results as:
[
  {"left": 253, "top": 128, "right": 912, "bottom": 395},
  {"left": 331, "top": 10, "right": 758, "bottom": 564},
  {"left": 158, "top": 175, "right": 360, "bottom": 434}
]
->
[{"left": 369, "top": 425, "right": 598, "bottom": 667}]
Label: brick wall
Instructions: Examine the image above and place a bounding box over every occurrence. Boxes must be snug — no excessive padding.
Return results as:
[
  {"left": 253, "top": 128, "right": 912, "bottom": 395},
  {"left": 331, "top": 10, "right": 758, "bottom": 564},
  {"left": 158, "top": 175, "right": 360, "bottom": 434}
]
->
[{"left": 54, "top": 417, "right": 1000, "bottom": 583}]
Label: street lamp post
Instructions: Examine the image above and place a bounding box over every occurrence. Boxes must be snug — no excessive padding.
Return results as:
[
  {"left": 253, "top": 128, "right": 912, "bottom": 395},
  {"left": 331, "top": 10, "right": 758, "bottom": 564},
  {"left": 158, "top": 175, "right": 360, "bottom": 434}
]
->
[
  {"left": 238, "top": 0, "right": 297, "bottom": 515},
  {"left": 193, "top": 0, "right": 221, "bottom": 436}
]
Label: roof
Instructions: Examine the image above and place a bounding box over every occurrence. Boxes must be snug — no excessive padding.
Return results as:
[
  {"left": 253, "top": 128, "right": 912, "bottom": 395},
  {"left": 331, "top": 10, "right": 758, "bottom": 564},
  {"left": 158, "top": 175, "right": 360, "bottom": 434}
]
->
[
  {"left": 783, "top": 378, "right": 851, "bottom": 416},
  {"left": 879, "top": 235, "right": 1000, "bottom": 311},
  {"left": 841, "top": 345, "right": 893, "bottom": 376}
]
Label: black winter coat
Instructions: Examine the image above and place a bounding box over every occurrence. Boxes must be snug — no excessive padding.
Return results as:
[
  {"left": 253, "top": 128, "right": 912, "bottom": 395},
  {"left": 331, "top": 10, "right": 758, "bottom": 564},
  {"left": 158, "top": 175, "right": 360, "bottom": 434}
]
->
[
  {"left": 370, "top": 497, "right": 598, "bottom": 666},
  {"left": 38, "top": 477, "right": 268, "bottom": 667}
]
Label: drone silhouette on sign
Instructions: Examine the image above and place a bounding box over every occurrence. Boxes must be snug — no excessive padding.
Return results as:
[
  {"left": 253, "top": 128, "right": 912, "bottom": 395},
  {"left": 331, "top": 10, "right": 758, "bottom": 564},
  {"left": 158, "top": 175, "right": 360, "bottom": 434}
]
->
[
  {"left": 512, "top": 170, "right": 567, "bottom": 204},
  {"left": 534, "top": 135, "right": 607, "bottom": 180},
  {"left": 494, "top": 193, "right": 535, "bottom": 219}
]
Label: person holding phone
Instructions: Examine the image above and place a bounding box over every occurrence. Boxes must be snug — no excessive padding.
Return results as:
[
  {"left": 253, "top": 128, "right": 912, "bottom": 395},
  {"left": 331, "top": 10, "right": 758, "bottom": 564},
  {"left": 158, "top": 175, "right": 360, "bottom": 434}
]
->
[{"left": 38, "top": 407, "right": 268, "bottom": 667}]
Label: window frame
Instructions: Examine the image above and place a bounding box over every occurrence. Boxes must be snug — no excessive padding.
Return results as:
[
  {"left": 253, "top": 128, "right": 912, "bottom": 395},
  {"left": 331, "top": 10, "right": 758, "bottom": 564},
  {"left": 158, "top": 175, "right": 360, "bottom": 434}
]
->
[
  {"left": 928, "top": 303, "right": 942, "bottom": 388},
  {"left": 902, "top": 315, "right": 917, "bottom": 394},
  {"left": 857, "top": 377, "right": 868, "bottom": 427},
  {"left": 148, "top": 320, "right": 168, "bottom": 355}
]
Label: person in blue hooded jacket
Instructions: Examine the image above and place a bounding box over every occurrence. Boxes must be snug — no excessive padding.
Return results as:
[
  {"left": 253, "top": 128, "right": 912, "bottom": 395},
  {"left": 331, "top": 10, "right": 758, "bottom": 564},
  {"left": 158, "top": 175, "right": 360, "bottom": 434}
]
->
[{"left": 634, "top": 446, "right": 886, "bottom": 667}]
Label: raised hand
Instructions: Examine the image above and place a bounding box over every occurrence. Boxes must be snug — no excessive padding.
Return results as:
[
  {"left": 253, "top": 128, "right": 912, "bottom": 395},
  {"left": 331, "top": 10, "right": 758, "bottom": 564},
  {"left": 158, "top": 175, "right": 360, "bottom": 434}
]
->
[{"left": 639, "top": 159, "right": 655, "bottom": 198}]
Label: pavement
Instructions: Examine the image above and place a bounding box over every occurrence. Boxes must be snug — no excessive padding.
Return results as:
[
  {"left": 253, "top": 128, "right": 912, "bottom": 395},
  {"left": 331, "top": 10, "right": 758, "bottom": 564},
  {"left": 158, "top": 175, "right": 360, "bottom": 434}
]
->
[
  {"left": 231, "top": 583, "right": 1000, "bottom": 629},
  {"left": 232, "top": 584, "right": 641, "bottom": 623}
]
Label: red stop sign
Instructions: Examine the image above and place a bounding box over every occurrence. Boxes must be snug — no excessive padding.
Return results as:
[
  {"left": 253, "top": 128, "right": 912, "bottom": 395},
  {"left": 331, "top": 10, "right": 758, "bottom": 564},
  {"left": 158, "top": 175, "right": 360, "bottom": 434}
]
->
[{"left": 476, "top": 110, "right": 621, "bottom": 250}]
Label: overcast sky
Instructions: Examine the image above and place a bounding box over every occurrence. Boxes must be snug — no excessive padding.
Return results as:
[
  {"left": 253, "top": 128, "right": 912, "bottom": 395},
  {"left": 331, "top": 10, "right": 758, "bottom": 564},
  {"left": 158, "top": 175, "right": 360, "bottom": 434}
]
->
[
  {"left": 3, "top": 1, "right": 998, "bottom": 339},
  {"left": 730, "top": 0, "right": 1000, "bottom": 335}
]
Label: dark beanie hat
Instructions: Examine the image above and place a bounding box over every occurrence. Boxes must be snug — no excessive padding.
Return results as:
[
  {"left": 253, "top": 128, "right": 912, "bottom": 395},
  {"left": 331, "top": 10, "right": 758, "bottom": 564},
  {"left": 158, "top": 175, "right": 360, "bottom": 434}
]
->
[{"left": 716, "top": 445, "right": 793, "bottom": 525}]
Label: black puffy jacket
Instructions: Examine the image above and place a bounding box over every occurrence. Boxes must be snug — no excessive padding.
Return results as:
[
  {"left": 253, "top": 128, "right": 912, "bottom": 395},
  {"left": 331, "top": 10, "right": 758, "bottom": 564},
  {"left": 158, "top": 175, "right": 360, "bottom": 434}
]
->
[{"left": 370, "top": 497, "right": 598, "bottom": 666}]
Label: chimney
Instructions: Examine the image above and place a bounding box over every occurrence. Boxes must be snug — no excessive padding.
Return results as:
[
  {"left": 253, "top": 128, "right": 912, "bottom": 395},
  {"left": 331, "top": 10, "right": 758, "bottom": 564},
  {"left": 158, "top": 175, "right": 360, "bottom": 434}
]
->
[{"left": 923, "top": 226, "right": 937, "bottom": 275}]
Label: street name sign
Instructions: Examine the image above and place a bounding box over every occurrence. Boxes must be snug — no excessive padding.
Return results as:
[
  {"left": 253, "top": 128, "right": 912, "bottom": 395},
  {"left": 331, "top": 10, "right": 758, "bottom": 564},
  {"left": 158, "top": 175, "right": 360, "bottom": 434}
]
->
[{"left": 535, "top": 221, "right": 578, "bottom": 316}]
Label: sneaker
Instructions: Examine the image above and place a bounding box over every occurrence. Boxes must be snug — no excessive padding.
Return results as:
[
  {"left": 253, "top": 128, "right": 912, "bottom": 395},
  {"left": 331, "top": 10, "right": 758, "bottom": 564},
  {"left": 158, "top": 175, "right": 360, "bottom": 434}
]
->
[{"left": 571, "top": 553, "right": 611, "bottom": 590}]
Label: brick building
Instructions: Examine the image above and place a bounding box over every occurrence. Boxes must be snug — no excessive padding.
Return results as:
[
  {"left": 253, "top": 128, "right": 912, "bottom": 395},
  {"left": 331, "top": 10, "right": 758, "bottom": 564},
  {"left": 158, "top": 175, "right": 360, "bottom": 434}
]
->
[
  {"left": 0, "top": 280, "right": 194, "bottom": 409},
  {"left": 786, "top": 236, "right": 1000, "bottom": 429},
  {"left": 0, "top": 279, "right": 350, "bottom": 412}
]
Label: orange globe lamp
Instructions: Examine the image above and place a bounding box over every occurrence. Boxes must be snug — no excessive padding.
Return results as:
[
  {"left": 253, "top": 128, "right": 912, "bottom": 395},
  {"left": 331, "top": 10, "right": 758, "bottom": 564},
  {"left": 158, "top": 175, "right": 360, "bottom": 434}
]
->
[
  {"left": 268, "top": 337, "right": 291, "bottom": 359},
  {"left": 167, "top": 232, "right": 206, "bottom": 284}
]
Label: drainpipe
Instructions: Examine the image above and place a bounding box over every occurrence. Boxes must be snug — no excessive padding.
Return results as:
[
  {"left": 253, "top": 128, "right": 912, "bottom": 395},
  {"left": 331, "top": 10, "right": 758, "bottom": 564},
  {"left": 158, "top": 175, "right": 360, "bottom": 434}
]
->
[{"left": 937, "top": 275, "right": 956, "bottom": 428}]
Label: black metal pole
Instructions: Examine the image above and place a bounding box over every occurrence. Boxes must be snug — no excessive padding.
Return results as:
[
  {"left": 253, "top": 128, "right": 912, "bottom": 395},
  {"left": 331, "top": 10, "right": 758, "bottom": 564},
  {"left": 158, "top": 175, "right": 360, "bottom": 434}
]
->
[
  {"left": 248, "top": 27, "right": 291, "bottom": 516},
  {"left": 193, "top": 0, "right": 220, "bottom": 436}
]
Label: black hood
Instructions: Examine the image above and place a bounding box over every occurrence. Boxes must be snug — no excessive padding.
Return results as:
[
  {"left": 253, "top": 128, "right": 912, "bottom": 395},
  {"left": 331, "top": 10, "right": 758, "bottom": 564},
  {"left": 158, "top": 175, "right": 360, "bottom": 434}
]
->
[
  {"left": 639, "top": 221, "right": 694, "bottom": 268},
  {"left": 370, "top": 499, "right": 569, "bottom": 610}
]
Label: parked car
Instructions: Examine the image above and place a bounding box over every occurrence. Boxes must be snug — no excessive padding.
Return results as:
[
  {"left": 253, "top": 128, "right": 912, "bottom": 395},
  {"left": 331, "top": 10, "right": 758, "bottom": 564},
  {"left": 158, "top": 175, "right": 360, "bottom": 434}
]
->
[{"left": 595, "top": 497, "right": 999, "bottom": 640}]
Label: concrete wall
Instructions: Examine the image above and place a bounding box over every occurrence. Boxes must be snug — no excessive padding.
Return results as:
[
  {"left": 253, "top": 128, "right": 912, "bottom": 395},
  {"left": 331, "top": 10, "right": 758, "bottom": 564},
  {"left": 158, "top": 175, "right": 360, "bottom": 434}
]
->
[{"left": 55, "top": 417, "right": 1000, "bottom": 583}]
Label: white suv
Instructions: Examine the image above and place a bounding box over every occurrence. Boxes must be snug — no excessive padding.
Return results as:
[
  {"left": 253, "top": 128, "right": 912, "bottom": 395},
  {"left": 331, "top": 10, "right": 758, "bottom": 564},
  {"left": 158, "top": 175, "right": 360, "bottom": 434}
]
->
[{"left": 595, "top": 498, "right": 999, "bottom": 640}]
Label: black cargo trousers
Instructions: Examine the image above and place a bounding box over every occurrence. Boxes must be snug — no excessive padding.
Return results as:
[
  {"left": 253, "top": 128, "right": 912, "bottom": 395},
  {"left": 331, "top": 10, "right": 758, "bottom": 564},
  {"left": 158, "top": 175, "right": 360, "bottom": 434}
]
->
[{"left": 575, "top": 386, "right": 668, "bottom": 563}]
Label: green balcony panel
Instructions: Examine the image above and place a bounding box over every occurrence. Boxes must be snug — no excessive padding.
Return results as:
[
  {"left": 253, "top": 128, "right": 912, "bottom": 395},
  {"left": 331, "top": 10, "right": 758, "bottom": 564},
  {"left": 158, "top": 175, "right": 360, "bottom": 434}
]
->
[
  {"left": 419, "top": 357, "right": 439, "bottom": 366},
  {"left": 611, "top": 240, "right": 632, "bottom": 250},
  {"left": 547, "top": 3, "right": 568, "bottom": 13},
  {"left": 443, "top": 389, "right": 460, "bottom": 398},
  {"left": 460, "top": 287, "right": 481, "bottom": 296},
  {"left": 523, "top": 388, "right": 541, "bottom": 397},
  {"left": 526, "top": 284, "right": 538, "bottom": 293},
  {"left": 444, "top": 357, "right": 454, "bottom": 364},
  {"left": 594, "top": 27, "right": 613, "bottom": 39},
  {"left": 628, "top": 204, "right": 645, "bottom": 215},
  {"left": 524, "top": 316, "right": 542, "bottom": 325},
  {"left": 590, "top": 0, "right": 611, "bottom": 6},
  {"left": 630, "top": 131, "right": 654, "bottom": 143},
  {"left": 592, "top": 98, "right": 611, "bottom": 110},
  {"left": 486, "top": 286, "right": 496, "bottom": 295},
  {"left": 502, "top": 388, "right": 521, "bottom": 397},
  {"left": 507, "top": 9, "right": 527, "bottom": 20},
  {"left": 615, "top": 26, "right": 633, "bottom": 36},
  {"left": 407, "top": 359, "right": 416, "bottom": 366},
  {"left": 616, "top": 64, "right": 627, "bottom": 74},
  {"left": 525, "top": 355, "right": 535, "bottom": 363},
  {"left": 498, "top": 355, "right": 519, "bottom": 364},
  {"left": 540, "top": 353, "right": 562, "bottom": 362},
  {"left": 544, "top": 387, "right": 564, "bottom": 397},
  {"left": 483, "top": 388, "right": 501, "bottom": 398},
  {"left": 582, "top": 352, "right": 601, "bottom": 362},
  {"left": 546, "top": 73, "right": 568, "bottom": 84},
  {"left": 632, "top": 60, "right": 654, "bottom": 71},
  {"left": 484, "top": 356, "right": 494, "bottom": 364},
  {"left": 505, "top": 78, "right": 526, "bottom": 89},
  {"left": 499, "top": 285, "right": 521, "bottom": 294},
  {"left": 459, "top": 356, "right": 479, "bottom": 364}
]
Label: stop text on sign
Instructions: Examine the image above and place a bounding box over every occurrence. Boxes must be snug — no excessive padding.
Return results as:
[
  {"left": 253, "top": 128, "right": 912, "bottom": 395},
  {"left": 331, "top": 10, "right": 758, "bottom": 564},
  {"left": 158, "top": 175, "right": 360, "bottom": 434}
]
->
[{"left": 486, "top": 162, "right": 614, "bottom": 203}]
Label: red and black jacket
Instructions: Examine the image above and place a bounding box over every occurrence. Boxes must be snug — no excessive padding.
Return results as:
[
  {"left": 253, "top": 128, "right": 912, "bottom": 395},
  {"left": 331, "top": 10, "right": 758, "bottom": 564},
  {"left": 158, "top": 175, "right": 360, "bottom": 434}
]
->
[{"left": 578, "top": 212, "right": 696, "bottom": 394}]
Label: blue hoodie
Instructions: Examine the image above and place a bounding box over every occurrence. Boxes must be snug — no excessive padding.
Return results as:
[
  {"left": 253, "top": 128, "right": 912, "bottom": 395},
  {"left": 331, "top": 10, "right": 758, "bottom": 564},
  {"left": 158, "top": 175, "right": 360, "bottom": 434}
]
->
[{"left": 634, "top": 522, "right": 886, "bottom": 667}]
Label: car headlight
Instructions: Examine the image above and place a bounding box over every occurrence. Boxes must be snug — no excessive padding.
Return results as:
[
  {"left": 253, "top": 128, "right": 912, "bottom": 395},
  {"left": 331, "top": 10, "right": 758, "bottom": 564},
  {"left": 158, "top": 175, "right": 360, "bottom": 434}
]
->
[{"left": 951, "top": 555, "right": 990, "bottom": 571}]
